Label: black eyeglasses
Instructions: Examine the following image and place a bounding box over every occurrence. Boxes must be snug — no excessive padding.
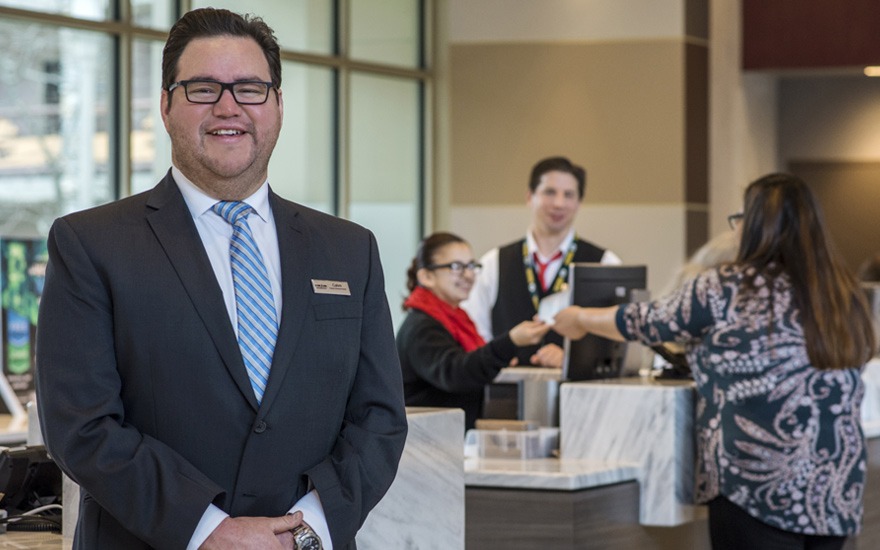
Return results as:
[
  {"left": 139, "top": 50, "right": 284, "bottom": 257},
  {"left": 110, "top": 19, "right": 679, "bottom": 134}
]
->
[
  {"left": 426, "top": 261, "right": 482, "bottom": 274},
  {"left": 727, "top": 212, "right": 744, "bottom": 230},
  {"left": 167, "top": 80, "right": 275, "bottom": 105}
]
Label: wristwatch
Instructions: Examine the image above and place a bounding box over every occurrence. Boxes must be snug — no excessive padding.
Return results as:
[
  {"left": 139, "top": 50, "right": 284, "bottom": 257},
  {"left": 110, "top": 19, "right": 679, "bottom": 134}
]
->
[{"left": 292, "top": 523, "right": 323, "bottom": 550}]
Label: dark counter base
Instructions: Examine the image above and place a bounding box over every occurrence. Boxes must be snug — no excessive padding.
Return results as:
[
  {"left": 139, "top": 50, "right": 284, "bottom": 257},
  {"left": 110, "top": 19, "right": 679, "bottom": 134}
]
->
[{"left": 466, "top": 481, "right": 708, "bottom": 550}]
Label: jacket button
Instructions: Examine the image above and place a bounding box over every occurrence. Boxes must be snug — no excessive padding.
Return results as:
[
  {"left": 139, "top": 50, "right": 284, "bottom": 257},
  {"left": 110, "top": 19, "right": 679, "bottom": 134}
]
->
[{"left": 254, "top": 420, "right": 267, "bottom": 433}]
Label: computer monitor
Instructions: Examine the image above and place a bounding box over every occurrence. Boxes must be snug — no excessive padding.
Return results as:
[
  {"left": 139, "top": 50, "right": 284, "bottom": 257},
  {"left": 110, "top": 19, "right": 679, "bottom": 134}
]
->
[{"left": 562, "top": 264, "right": 648, "bottom": 381}]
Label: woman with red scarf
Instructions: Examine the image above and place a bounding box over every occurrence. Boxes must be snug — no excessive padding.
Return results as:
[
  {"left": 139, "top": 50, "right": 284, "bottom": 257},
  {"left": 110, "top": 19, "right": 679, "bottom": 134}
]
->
[{"left": 396, "top": 232, "right": 551, "bottom": 430}]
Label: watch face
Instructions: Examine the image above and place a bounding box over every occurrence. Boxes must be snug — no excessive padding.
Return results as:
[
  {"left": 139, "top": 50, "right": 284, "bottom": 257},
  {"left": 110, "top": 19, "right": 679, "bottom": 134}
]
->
[
  {"left": 297, "top": 533, "right": 322, "bottom": 550},
  {"left": 293, "top": 527, "right": 323, "bottom": 550}
]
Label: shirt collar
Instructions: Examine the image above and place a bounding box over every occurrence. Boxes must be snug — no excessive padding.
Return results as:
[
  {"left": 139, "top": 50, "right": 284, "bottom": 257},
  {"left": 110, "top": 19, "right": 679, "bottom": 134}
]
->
[
  {"left": 171, "top": 165, "right": 272, "bottom": 222},
  {"left": 526, "top": 227, "right": 576, "bottom": 260}
]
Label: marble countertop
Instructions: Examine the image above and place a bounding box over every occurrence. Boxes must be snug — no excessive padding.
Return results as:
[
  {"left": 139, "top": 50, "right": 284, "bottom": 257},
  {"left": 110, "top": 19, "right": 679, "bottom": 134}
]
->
[
  {"left": 0, "top": 532, "right": 67, "bottom": 549},
  {"left": 560, "top": 376, "right": 699, "bottom": 525},
  {"left": 465, "top": 457, "right": 640, "bottom": 491},
  {"left": 862, "top": 358, "right": 880, "bottom": 437},
  {"left": 358, "top": 406, "right": 465, "bottom": 549},
  {"left": 494, "top": 366, "right": 562, "bottom": 383}
]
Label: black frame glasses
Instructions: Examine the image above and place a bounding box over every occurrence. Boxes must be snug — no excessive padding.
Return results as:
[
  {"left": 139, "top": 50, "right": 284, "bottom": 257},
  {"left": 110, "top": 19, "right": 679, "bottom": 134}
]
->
[
  {"left": 426, "top": 261, "right": 482, "bottom": 274},
  {"left": 727, "top": 212, "right": 744, "bottom": 230},
  {"left": 167, "top": 80, "right": 276, "bottom": 105}
]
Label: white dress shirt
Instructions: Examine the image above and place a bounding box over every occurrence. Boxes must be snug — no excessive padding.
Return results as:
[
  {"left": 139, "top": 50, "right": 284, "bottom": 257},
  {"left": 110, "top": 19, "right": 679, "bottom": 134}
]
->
[
  {"left": 172, "top": 167, "right": 333, "bottom": 550},
  {"left": 461, "top": 228, "right": 622, "bottom": 341}
]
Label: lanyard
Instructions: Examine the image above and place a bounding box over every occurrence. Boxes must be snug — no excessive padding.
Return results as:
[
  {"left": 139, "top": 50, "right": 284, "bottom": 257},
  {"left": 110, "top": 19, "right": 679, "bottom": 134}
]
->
[
  {"left": 534, "top": 251, "right": 562, "bottom": 292},
  {"left": 522, "top": 238, "right": 578, "bottom": 311}
]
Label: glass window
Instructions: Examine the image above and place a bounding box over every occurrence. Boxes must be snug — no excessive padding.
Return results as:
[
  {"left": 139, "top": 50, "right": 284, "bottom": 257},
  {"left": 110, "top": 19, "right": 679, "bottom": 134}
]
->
[
  {"left": 190, "top": 0, "right": 334, "bottom": 54},
  {"left": 349, "top": 73, "right": 421, "bottom": 328},
  {"left": 1, "top": 3, "right": 428, "bottom": 297},
  {"left": 0, "top": 20, "right": 113, "bottom": 237},
  {"left": 131, "top": 0, "right": 177, "bottom": 30},
  {"left": 350, "top": 0, "right": 421, "bottom": 68},
  {"left": 132, "top": 39, "right": 170, "bottom": 195},
  {"left": 269, "top": 62, "right": 334, "bottom": 213},
  {"left": 0, "top": 0, "right": 109, "bottom": 21}
]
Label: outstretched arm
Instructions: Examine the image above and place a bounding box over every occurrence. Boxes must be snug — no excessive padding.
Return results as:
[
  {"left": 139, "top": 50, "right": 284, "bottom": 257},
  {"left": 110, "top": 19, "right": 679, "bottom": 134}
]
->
[{"left": 553, "top": 305, "right": 625, "bottom": 342}]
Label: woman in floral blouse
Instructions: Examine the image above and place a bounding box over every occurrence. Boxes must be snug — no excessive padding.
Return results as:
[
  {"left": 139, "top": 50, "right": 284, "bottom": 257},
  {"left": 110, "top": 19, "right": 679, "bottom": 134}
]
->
[{"left": 555, "top": 173, "right": 876, "bottom": 550}]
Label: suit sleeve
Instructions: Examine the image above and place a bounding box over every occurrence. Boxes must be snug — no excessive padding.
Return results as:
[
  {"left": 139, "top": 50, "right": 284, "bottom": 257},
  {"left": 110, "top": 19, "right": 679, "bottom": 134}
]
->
[
  {"left": 303, "top": 231, "right": 408, "bottom": 547},
  {"left": 399, "top": 313, "right": 516, "bottom": 392},
  {"left": 35, "top": 218, "right": 223, "bottom": 548}
]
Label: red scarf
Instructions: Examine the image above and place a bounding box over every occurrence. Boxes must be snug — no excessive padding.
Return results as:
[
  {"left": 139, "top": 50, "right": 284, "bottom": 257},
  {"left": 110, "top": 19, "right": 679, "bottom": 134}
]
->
[{"left": 404, "top": 286, "right": 486, "bottom": 352}]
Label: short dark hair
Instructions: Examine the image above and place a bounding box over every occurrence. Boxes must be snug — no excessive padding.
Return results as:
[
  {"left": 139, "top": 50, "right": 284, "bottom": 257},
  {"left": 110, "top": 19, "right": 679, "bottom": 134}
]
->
[
  {"left": 162, "top": 8, "right": 282, "bottom": 94},
  {"left": 528, "top": 156, "right": 586, "bottom": 199}
]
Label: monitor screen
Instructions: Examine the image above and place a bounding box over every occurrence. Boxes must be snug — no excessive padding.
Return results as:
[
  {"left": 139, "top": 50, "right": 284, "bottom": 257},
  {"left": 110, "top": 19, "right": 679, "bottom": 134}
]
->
[{"left": 562, "top": 264, "right": 648, "bottom": 381}]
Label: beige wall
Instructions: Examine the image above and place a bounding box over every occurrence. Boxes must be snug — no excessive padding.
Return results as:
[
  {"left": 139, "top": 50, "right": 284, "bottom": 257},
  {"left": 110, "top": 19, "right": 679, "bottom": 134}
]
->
[
  {"left": 780, "top": 77, "right": 880, "bottom": 272},
  {"left": 449, "top": 40, "right": 686, "bottom": 206},
  {"left": 442, "top": 0, "right": 705, "bottom": 294},
  {"left": 709, "top": 0, "right": 779, "bottom": 237},
  {"left": 437, "top": 0, "right": 878, "bottom": 295},
  {"left": 448, "top": 0, "right": 688, "bottom": 42}
]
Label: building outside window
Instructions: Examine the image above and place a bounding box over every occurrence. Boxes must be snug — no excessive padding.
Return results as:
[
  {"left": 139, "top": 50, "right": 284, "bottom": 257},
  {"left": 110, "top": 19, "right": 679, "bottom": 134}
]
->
[{"left": 0, "top": 0, "right": 431, "bottom": 328}]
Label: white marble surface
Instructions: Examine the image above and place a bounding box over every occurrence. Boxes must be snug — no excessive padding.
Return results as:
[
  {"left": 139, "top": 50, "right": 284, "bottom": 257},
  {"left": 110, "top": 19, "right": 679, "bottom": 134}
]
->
[
  {"left": 861, "top": 358, "right": 880, "bottom": 438},
  {"left": 0, "top": 532, "right": 68, "bottom": 549},
  {"left": 464, "top": 359, "right": 880, "bottom": 530},
  {"left": 465, "top": 457, "right": 639, "bottom": 491},
  {"left": 0, "top": 414, "right": 27, "bottom": 445},
  {"left": 494, "top": 366, "right": 562, "bottom": 383},
  {"left": 560, "top": 376, "right": 701, "bottom": 526},
  {"left": 357, "top": 407, "right": 465, "bottom": 550}
]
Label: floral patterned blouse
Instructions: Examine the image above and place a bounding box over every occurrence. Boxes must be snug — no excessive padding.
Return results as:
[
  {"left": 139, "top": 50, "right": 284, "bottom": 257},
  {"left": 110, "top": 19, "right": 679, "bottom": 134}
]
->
[{"left": 616, "top": 265, "right": 865, "bottom": 536}]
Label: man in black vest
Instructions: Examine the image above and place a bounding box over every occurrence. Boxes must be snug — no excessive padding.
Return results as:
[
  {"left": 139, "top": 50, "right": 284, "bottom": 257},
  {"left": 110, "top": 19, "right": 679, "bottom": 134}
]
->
[{"left": 462, "top": 156, "right": 621, "bottom": 367}]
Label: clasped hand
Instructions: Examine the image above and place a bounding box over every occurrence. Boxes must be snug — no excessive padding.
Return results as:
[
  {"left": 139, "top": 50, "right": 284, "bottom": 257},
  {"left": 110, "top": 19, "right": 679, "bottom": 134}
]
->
[{"left": 200, "top": 511, "right": 305, "bottom": 549}]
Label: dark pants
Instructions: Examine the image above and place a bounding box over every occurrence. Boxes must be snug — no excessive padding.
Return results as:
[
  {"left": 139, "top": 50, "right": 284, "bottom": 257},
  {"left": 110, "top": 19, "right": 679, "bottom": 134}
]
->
[{"left": 708, "top": 496, "right": 847, "bottom": 550}]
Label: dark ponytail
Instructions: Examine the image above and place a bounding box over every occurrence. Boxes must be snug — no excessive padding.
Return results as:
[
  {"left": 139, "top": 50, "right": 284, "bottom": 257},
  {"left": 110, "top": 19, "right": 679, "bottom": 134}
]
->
[{"left": 404, "top": 232, "right": 468, "bottom": 301}]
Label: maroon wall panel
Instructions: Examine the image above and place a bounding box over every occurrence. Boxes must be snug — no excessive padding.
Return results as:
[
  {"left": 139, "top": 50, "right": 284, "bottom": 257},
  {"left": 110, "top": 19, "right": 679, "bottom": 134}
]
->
[{"left": 743, "top": 0, "right": 880, "bottom": 70}]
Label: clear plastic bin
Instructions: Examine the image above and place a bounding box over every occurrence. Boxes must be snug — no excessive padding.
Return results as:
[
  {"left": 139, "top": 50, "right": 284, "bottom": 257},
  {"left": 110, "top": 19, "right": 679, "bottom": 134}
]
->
[
  {"left": 478, "top": 429, "right": 541, "bottom": 459},
  {"left": 464, "top": 425, "right": 559, "bottom": 459}
]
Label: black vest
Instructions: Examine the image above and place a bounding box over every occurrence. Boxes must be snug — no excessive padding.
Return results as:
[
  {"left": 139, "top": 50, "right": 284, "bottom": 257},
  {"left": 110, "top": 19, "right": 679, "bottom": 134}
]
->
[{"left": 492, "top": 238, "right": 606, "bottom": 365}]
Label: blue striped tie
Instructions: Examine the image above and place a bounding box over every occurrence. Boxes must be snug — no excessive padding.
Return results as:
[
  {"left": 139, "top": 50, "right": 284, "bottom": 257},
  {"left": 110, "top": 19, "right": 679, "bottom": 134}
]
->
[{"left": 212, "top": 201, "right": 277, "bottom": 404}]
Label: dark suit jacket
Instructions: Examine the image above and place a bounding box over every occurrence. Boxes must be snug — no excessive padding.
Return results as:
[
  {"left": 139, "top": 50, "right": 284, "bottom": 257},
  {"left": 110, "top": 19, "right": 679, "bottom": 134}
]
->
[{"left": 35, "top": 172, "right": 408, "bottom": 549}]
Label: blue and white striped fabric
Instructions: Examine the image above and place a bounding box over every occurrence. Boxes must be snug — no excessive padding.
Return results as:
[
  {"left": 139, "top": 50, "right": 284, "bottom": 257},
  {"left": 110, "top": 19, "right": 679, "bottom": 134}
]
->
[{"left": 212, "top": 201, "right": 277, "bottom": 404}]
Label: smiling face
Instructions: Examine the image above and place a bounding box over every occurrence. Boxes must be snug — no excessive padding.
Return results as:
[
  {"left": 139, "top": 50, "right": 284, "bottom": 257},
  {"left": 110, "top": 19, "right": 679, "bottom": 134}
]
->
[
  {"left": 528, "top": 170, "right": 582, "bottom": 237},
  {"left": 161, "top": 35, "right": 283, "bottom": 200},
  {"left": 417, "top": 242, "right": 477, "bottom": 308}
]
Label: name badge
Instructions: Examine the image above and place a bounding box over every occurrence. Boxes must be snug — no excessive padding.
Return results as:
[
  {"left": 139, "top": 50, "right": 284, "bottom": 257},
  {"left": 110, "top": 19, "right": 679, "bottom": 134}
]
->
[{"left": 311, "top": 279, "right": 351, "bottom": 296}]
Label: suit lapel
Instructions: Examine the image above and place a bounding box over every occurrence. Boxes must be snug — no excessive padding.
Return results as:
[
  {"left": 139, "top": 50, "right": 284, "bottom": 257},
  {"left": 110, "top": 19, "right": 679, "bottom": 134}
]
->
[
  {"left": 259, "top": 193, "right": 312, "bottom": 409},
  {"left": 145, "top": 173, "right": 260, "bottom": 411}
]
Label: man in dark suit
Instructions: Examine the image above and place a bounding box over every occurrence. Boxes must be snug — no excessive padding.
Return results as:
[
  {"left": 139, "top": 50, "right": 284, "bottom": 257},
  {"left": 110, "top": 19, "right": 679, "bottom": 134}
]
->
[{"left": 35, "top": 8, "right": 407, "bottom": 550}]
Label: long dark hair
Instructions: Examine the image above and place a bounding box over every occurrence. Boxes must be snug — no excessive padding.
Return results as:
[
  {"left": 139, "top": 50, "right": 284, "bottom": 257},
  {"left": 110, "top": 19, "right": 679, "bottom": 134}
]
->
[{"left": 736, "top": 173, "right": 875, "bottom": 369}]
